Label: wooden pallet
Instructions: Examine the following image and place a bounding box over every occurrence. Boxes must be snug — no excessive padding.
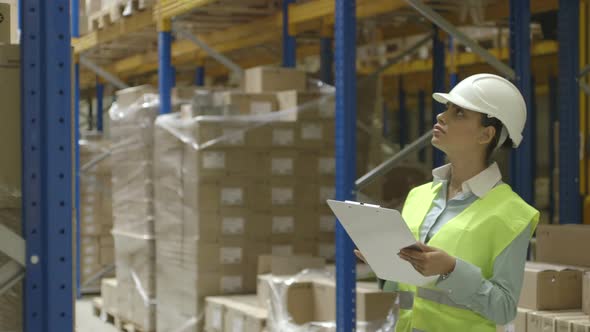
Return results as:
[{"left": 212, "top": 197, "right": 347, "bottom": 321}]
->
[
  {"left": 91, "top": 297, "right": 148, "bottom": 332},
  {"left": 88, "top": 0, "right": 155, "bottom": 31}
]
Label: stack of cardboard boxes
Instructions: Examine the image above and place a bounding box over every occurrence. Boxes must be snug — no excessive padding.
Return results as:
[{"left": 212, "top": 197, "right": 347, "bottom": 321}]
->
[
  {"left": 509, "top": 225, "right": 590, "bottom": 332},
  {"left": 204, "top": 255, "right": 395, "bottom": 332},
  {"left": 153, "top": 66, "right": 370, "bottom": 331},
  {"left": 79, "top": 135, "right": 115, "bottom": 290},
  {"left": 0, "top": 39, "right": 21, "bottom": 332},
  {"left": 110, "top": 85, "right": 159, "bottom": 331}
]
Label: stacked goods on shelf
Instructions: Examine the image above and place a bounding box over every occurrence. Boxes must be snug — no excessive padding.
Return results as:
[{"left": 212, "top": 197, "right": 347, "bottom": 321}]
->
[
  {"left": 0, "top": 1, "right": 18, "bottom": 44},
  {"left": 109, "top": 85, "right": 158, "bottom": 332},
  {"left": 203, "top": 255, "right": 396, "bottom": 332},
  {"left": 509, "top": 225, "right": 590, "bottom": 332},
  {"left": 0, "top": 42, "right": 21, "bottom": 332},
  {"left": 87, "top": 0, "right": 155, "bottom": 31},
  {"left": 79, "top": 134, "right": 115, "bottom": 291},
  {"left": 153, "top": 66, "right": 373, "bottom": 331}
]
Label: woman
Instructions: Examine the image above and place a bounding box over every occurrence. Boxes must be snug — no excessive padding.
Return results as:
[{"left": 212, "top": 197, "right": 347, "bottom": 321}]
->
[{"left": 356, "top": 73, "right": 539, "bottom": 332}]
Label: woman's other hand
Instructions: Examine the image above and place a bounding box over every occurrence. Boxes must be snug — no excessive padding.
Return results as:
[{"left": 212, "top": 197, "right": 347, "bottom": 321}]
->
[{"left": 398, "top": 242, "right": 456, "bottom": 277}]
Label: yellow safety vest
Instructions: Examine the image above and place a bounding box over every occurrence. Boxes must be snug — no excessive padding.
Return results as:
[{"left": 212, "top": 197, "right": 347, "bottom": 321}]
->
[{"left": 389, "top": 182, "right": 539, "bottom": 332}]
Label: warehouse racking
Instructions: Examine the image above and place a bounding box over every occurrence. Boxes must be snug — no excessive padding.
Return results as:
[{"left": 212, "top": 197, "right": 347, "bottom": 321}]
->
[{"left": 10, "top": 0, "right": 587, "bottom": 331}]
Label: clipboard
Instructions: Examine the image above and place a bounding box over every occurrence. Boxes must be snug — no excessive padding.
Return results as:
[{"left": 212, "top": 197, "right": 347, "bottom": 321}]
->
[{"left": 327, "top": 199, "right": 438, "bottom": 286}]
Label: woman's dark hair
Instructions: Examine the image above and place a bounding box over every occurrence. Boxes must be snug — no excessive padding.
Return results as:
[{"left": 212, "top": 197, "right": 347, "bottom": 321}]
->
[{"left": 481, "top": 114, "right": 513, "bottom": 163}]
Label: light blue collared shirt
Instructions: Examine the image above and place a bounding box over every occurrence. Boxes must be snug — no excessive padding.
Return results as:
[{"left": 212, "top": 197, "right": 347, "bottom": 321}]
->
[{"left": 385, "top": 162, "right": 531, "bottom": 325}]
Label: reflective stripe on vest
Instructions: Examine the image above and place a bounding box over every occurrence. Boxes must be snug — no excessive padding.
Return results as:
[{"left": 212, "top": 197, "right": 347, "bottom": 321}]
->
[
  {"left": 398, "top": 288, "right": 469, "bottom": 311},
  {"left": 412, "top": 328, "right": 426, "bottom": 332}
]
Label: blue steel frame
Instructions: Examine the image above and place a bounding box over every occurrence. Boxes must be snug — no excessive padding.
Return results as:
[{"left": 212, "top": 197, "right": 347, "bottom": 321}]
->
[
  {"left": 72, "top": 0, "right": 81, "bottom": 298},
  {"left": 432, "top": 25, "right": 445, "bottom": 168},
  {"left": 96, "top": 80, "right": 104, "bottom": 132},
  {"left": 320, "top": 37, "right": 334, "bottom": 84},
  {"left": 170, "top": 66, "right": 176, "bottom": 87},
  {"left": 195, "top": 66, "right": 205, "bottom": 86},
  {"left": 159, "top": 28, "right": 172, "bottom": 114},
  {"left": 418, "top": 90, "right": 426, "bottom": 162},
  {"left": 22, "top": 1, "right": 74, "bottom": 331},
  {"left": 558, "top": 0, "right": 582, "bottom": 223},
  {"left": 398, "top": 77, "right": 407, "bottom": 148},
  {"left": 548, "top": 76, "right": 557, "bottom": 223},
  {"left": 334, "top": 0, "right": 357, "bottom": 330},
  {"left": 282, "top": 0, "right": 296, "bottom": 67},
  {"left": 509, "top": 0, "right": 534, "bottom": 204},
  {"left": 449, "top": 37, "right": 458, "bottom": 87}
]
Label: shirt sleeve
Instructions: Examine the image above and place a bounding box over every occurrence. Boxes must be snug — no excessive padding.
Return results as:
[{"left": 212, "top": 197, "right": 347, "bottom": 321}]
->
[{"left": 435, "top": 224, "right": 531, "bottom": 325}]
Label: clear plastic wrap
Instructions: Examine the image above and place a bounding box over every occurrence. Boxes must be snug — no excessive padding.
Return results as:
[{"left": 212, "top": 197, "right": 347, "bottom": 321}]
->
[
  {"left": 108, "top": 90, "right": 160, "bottom": 331},
  {"left": 154, "top": 85, "right": 344, "bottom": 332},
  {"left": 250, "top": 269, "right": 395, "bottom": 332},
  {"left": 79, "top": 133, "right": 116, "bottom": 290}
]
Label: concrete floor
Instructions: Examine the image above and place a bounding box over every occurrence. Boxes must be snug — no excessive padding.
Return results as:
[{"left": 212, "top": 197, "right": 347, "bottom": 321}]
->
[{"left": 76, "top": 297, "right": 119, "bottom": 332}]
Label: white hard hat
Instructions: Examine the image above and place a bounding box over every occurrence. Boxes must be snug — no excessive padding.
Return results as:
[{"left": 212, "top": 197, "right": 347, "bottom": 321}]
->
[{"left": 432, "top": 73, "right": 527, "bottom": 148}]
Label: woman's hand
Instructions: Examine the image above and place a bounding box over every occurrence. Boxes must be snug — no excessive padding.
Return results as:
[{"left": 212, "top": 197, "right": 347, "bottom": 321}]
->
[
  {"left": 354, "top": 249, "right": 367, "bottom": 263},
  {"left": 398, "top": 243, "right": 456, "bottom": 277}
]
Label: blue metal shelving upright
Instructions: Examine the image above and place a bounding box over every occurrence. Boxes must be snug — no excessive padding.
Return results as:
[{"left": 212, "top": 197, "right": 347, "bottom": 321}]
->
[
  {"left": 96, "top": 79, "right": 104, "bottom": 132},
  {"left": 282, "top": 0, "right": 296, "bottom": 67},
  {"left": 195, "top": 66, "right": 205, "bottom": 86},
  {"left": 558, "top": 0, "right": 582, "bottom": 223},
  {"left": 334, "top": 0, "right": 357, "bottom": 330},
  {"left": 22, "top": 0, "right": 74, "bottom": 331},
  {"left": 320, "top": 37, "right": 334, "bottom": 84},
  {"left": 509, "top": 0, "right": 534, "bottom": 204},
  {"left": 159, "top": 21, "right": 173, "bottom": 115},
  {"left": 548, "top": 76, "right": 558, "bottom": 222}
]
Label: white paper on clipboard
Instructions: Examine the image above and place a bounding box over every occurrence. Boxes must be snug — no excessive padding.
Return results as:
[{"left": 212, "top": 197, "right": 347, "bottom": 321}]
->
[{"left": 327, "top": 199, "right": 438, "bottom": 286}]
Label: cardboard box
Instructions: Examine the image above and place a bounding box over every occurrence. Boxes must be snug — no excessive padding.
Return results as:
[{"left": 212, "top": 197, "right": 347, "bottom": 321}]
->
[
  {"left": 205, "top": 295, "right": 267, "bottom": 332},
  {"left": 215, "top": 91, "right": 278, "bottom": 115},
  {"left": 0, "top": 45, "right": 20, "bottom": 208},
  {"left": 223, "top": 295, "right": 267, "bottom": 332},
  {"left": 527, "top": 311, "right": 584, "bottom": 332},
  {"left": 244, "top": 66, "right": 307, "bottom": 93},
  {"left": 297, "top": 121, "right": 335, "bottom": 148},
  {"left": 556, "top": 316, "right": 590, "bottom": 332},
  {"left": 183, "top": 177, "right": 259, "bottom": 212},
  {"left": 0, "top": 3, "right": 18, "bottom": 44},
  {"left": 537, "top": 225, "right": 590, "bottom": 267},
  {"left": 101, "top": 278, "right": 118, "bottom": 315},
  {"left": 101, "top": 247, "right": 114, "bottom": 265},
  {"left": 543, "top": 313, "right": 588, "bottom": 332},
  {"left": 257, "top": 275, "right": 394, "bottom": 325},
  {"left": 276, "top": 90, "right": 335, "bottom": 121},
  {"left": 192, "top": 119, "right": 270, "bottom": 149},
  {"left": 183, "top": 147, "right": 263, "bottom": 177},
  {"left": 519, "top": 262, "right": 584, "bottom": 310},
  {"left": 257, "top": 255, "right": 325, "bottom": 276},
  {"left": 584, "top": 273, "right": 590, "bottom": 315},
  {"left": 573, "top": 320, "right": 590, "bottom": 332}
]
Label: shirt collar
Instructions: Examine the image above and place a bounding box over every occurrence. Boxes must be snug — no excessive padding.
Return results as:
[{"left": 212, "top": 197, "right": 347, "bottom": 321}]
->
[{"left": 431, "top": 162, "right": 502, "bottom": 198}]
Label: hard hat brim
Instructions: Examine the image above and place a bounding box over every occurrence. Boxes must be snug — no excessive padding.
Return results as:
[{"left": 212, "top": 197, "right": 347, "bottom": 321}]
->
[{"left": 432, "top": 92, "right": 481, "bottom": 114}]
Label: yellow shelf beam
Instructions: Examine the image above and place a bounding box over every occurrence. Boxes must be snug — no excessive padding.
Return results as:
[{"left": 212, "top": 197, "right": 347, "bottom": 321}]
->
[
  {"left": 359, "top": 41, "right": 557, "bottom": 76},
  {"left": 154, "top": 0, "right": 218, "bottom": 21}
]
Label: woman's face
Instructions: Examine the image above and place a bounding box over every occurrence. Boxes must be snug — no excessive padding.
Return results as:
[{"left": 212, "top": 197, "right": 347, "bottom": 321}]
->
[{"left": 432, "top": 103, "right": 493, "bottom": 156}]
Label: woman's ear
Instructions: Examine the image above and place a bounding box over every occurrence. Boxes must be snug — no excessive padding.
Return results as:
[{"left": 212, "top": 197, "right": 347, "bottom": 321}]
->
[{"left": 478, "top": 126, "right": 496, "bottom": 145}]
